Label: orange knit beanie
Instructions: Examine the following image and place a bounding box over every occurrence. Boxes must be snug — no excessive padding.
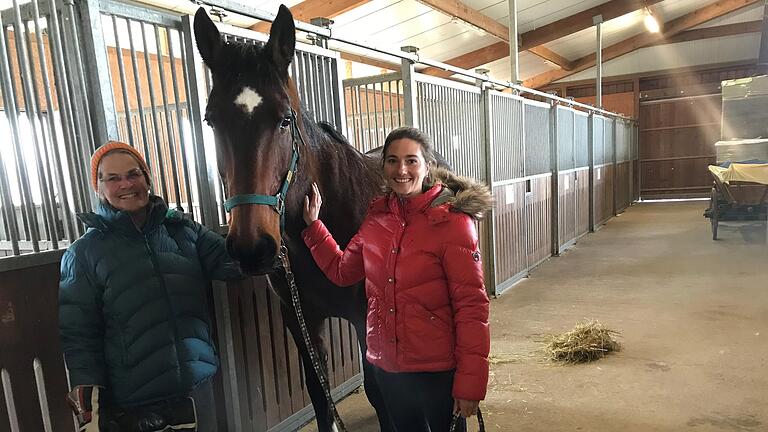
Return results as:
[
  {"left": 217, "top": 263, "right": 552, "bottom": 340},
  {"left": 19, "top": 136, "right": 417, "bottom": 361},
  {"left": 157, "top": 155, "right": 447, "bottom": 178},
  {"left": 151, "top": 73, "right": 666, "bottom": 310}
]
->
[{"left": 91, "top": 141, "right": 151, "bottom": 191}]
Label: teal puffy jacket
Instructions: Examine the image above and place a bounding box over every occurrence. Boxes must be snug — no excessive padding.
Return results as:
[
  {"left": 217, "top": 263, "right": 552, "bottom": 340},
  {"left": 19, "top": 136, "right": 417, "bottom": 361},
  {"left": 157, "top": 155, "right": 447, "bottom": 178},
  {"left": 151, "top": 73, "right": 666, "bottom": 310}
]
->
[{"left": 59, "top": 195, "right": 240, "bottom": 408}]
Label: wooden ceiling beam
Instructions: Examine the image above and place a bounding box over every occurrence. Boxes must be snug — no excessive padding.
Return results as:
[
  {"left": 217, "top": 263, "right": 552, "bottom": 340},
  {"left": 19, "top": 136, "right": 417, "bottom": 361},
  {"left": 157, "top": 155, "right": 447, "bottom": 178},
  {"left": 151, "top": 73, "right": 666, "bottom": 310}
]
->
[
  {"left": 650, "top": 20, "right": 761, "bottom": 46},
  {"left": 529, "top": 46, "right": 575, "bottom": 70},
  {"left": 340, "top": 52, "right": 399, "bottom": 71},
  {"left": 524, "top": 0, "right": 761, "bottom": 89},
  {"left": 415, "top": 0, "right": 508, "bottom": 40},
  {"left": 422, "top": 0, "right": 665, "bottom": 77},
  {"left": 419, "top": 42, "right": 507, "bottom": 77},
  {"left": 521, "top": 0, "right": 665, "bottom": 50},
  {"left": 249, "top": 0, "right": 371, "bottom": 33}
]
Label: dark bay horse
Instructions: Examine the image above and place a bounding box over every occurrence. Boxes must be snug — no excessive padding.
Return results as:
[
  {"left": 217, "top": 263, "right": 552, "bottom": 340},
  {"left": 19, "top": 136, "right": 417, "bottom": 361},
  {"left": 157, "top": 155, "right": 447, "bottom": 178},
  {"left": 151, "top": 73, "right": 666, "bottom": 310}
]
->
[{"left": 194, "top": 6, "right": 391, "bottom": 431}]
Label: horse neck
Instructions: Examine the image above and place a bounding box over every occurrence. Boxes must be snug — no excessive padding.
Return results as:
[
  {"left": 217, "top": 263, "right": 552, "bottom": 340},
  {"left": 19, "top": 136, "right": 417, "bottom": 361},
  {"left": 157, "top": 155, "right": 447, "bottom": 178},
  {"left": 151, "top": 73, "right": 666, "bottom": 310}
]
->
[{"left": 292, "top": 116, "right": 379, "bottom": 234}]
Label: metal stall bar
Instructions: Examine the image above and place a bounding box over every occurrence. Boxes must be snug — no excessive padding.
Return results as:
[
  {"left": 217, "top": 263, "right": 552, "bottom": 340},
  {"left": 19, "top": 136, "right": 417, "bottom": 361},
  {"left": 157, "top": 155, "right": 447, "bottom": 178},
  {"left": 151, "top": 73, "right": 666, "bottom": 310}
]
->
[
  {"left": 166, "top": 27, "right": 194, "bottom": 212},
  {"left": 139, "top": 21, "right": 170, "bottom": 199},
  {"left": 0, "top": 13, "right": 20, "bottom": 255},
  {"left": 125, "top": 17, "right": 153, "bottom": 171},
  {"left": 32, "top": 0, "right": 75, "bottom": 245},
  {"left": 111, "top": 15, "right": 135, "bottom": 146},
  {"left": 153, "top": 23, "right": 182, "bottom": 207},
  {"left": 2, "top": 9, "right": 38, "bottom": 251},
  {"left": 549, "top": 100, "right": 559, "bottom": 256},
  {"left": 479, "top": 84, "right": 497, "bottom": 296},
  {"left": 47, "top": 0, "right": 89, "bottom": 231},
  {"left": 62, "top": 0, "right": 97, "bottom": 208},
  {"left": 77, "top": 0, "right": 118, "bottom": 145},
  {"left": 19, "top": 15, "right": 57, "bottom": 248},
  {"left": 588, "top": 113, "right": 595, "bottom": 232}
]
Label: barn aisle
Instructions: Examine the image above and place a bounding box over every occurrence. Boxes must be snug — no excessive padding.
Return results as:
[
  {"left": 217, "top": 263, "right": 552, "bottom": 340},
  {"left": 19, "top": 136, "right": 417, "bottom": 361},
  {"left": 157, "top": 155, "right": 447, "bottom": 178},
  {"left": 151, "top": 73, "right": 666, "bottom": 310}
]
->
[{"left": 301, "top": 201, "right": 768, "bottom": 431}]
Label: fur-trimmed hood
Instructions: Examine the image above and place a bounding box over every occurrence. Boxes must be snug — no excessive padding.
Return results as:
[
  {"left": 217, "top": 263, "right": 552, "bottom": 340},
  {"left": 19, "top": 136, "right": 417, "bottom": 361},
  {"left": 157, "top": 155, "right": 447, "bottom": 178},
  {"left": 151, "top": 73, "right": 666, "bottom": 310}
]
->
[{"left": 425, "top": 167, "right": 493, "bottom": 220}]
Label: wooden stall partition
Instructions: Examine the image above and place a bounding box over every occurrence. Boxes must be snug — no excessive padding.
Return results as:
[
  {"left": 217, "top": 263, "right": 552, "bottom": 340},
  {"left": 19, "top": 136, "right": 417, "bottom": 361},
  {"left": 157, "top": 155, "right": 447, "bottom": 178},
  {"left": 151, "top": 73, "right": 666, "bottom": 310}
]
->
[
  {"left": 558, "top": 171, "right": 577, "bottom": 249},
  {"left": 602, "top": 164, "right": 615, "bottom": 224},
  {"left": 615, "top": 161, "right": 633, "bottom": 211},
  {"left": 593, "top": 165, "right": 607, "bottom": 226},
  {"left": 492, "top": 181, "right": 528, "bottom": 293},
  {"left": 0, "top": 261, "right": 74, "bottom": 432},
  {"left": 218, "top": 276, "right": 361, "bottom": 431},
  {"left": 575, "top": 168, "right": 590, "bottom": 236},
  {"left": 525, "top": 175, "right": 552, "bottom": 269}
]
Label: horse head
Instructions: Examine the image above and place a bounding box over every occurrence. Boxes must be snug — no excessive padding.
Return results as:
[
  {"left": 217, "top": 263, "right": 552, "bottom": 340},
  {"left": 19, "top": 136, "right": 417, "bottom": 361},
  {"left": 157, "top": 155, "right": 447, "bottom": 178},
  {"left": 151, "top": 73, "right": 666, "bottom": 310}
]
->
[{"left": 194, "top": 5, "right": 302, "bottom": 274}]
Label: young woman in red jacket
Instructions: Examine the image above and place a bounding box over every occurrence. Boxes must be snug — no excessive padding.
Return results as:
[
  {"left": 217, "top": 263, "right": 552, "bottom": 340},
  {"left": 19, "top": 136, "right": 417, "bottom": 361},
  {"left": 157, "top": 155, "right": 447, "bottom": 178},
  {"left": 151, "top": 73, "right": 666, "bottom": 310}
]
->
[{"left": 302, "top": 127, "right": 492, "bottom": 431}]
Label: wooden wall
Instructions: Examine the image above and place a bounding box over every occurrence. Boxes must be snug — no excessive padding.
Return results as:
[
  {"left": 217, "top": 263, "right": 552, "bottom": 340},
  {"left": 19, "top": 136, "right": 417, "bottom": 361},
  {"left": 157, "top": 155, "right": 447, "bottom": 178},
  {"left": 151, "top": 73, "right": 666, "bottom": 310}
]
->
[
  {"left": 0, "top": 262, "right": 72, "bottom": 432},
  {"left": 525, "top": 175, "right": 552, "bottom": 269},
  {"left": 638, "top": 95, "right": 720, "bottom": 198}
]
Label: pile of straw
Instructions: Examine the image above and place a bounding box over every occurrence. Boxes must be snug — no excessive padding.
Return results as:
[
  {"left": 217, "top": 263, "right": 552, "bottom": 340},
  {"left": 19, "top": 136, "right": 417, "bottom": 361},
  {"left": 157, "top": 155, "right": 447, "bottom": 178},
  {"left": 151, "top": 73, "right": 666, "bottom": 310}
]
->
[{"left": 544, "top": 320, "right": 621, "bottom": 363}]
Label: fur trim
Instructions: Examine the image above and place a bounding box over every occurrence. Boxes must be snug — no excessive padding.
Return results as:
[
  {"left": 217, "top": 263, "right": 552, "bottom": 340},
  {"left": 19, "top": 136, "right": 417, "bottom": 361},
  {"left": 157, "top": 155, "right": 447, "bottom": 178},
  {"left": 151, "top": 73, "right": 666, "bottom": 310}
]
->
[{"left": 427, "top": 167, "right": 493, "bottom": 220}]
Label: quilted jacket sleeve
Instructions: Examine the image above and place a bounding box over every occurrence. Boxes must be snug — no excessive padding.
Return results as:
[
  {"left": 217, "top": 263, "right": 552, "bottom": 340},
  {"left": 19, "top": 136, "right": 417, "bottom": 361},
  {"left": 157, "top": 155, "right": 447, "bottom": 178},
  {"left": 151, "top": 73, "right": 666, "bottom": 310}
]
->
[
  {"left": 58, "top": 248, "right": 107, "bottom": 387},
  {"left": 441, "top": 214, "right": 490, "bottom": 402},
  {"left": 191, "top": 221, "right": 243, "bottom": 281},
  {"left": 301, "top": 220, "right": 365, "bottom": 287}
]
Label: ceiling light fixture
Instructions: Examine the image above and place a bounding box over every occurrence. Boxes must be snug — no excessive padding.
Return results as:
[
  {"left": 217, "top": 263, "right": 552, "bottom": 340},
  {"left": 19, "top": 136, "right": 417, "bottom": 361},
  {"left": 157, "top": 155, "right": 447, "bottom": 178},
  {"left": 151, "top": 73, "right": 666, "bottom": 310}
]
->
[{"left": 644, "top": 7, "right": 660, "bottom": 33}]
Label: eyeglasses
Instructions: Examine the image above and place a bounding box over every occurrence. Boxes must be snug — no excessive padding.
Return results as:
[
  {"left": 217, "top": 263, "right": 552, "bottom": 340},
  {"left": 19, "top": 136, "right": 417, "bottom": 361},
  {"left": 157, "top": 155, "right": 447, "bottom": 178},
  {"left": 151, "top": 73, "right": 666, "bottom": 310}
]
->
[{"left": 99, "top": 168, "right": 146, "bottom": 185}]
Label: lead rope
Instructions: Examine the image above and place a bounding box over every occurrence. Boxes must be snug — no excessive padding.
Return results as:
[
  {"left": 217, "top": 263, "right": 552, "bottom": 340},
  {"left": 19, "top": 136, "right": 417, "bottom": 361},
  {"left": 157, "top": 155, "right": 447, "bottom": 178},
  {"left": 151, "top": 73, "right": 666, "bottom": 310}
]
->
[
  {"left": 450, "top": 408, "right": 485, "bottom": 432},
  {"left": 279, "top": 243, "right": 347, "bottom": 432}
]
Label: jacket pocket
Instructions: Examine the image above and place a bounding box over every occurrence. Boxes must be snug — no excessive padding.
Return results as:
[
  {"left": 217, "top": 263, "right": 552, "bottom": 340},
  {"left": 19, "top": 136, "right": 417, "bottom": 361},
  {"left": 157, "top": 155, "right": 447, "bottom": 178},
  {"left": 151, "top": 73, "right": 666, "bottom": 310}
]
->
[{"left": 402, "top": 303, "right": 454, "bottom": 364}]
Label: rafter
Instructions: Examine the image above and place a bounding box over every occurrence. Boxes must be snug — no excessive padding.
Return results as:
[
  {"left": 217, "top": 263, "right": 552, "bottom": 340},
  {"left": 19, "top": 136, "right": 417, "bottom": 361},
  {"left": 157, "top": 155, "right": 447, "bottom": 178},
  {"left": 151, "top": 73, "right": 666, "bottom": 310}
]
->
[
  {"left": 649, "top": 20, "right": 761, "bottom": 47},
  {"left": 529, "top": 46, "right": 575, "bottom": 70},
  {"left": 340, "top": 52, "right": 399, "bottom": 71},
  {"left": 249, "top": 0, "right": 370, "bottom": 33},
  {"left": 415, "top": 0, "right": 508, "bottom": 41},
  {"left": 422, "top": 0, "right": 665, "bottom": 77},
  {"left": 524, "top": 0, "right": 761, "bottom": 89},
  {"left": 521, "top": 0, "right": 665, "bottom": 50}
]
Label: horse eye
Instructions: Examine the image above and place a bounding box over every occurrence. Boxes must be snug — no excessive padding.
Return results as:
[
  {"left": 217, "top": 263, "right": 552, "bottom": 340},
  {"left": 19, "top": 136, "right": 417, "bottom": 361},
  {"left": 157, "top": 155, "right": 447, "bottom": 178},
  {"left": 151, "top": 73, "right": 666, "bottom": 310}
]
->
[{"left": 280, "top": 116, "right": 292, "bottom": 130}]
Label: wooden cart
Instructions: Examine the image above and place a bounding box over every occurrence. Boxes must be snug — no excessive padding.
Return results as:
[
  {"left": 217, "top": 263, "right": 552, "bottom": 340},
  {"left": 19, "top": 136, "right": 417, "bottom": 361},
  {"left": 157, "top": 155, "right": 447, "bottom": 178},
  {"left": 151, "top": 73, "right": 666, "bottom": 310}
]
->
[{"left": 705, "top": 173, "right": 768, "bottom": 240}]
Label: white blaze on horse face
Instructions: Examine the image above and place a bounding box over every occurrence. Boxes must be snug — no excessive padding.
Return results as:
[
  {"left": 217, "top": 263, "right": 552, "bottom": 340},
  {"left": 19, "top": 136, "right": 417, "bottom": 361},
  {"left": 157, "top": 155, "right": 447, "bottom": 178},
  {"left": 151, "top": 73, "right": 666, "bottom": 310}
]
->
[{"left": 234, "top": 86, "right": 263, "bottom": 115}]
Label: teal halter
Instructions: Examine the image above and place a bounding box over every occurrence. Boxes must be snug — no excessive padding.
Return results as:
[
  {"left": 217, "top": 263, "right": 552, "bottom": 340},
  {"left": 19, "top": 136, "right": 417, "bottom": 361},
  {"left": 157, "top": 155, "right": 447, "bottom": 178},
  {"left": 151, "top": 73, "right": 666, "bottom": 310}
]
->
[{"left": 223, "top": 108, "right": 303, "bottom": 230}]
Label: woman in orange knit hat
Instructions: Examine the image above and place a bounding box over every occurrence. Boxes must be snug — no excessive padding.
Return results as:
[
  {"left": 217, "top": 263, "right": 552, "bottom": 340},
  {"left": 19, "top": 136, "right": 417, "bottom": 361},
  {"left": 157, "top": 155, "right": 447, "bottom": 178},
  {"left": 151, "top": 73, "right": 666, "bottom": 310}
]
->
[{"left": 59, "top": 141, "right": 241, "bottom": 431}]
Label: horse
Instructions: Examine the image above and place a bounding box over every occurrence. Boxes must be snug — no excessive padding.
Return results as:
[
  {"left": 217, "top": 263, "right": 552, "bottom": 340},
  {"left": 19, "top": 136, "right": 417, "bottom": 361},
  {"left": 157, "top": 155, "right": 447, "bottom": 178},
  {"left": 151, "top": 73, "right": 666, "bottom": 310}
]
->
[{"left": 193, "top": 6, "right": 392, "bottom": 431}]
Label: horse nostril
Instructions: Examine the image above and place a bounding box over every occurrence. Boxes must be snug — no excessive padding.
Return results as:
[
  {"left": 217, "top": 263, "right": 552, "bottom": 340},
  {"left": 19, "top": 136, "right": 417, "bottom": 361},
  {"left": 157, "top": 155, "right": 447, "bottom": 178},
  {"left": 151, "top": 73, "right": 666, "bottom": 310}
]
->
[{"left": 226, "top": 233, "right": 278, "bottom": 274}]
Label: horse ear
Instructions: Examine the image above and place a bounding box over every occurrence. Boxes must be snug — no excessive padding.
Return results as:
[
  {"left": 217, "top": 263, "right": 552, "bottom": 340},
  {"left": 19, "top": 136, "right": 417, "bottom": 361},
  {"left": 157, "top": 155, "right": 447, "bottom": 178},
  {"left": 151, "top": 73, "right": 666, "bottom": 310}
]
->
[
  {"left": 264, "top": 5, "right": 296, "bottom": 76},
  {"left": 194, "top": 8, "right": 222, "bottom": 69}
]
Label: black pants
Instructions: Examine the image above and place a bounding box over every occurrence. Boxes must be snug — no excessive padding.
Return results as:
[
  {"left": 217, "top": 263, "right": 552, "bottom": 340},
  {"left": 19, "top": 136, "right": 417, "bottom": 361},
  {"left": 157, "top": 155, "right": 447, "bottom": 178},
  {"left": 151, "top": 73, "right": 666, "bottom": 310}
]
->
[{"left": 372, "top": 365, "right": 466, "bottom": 432}]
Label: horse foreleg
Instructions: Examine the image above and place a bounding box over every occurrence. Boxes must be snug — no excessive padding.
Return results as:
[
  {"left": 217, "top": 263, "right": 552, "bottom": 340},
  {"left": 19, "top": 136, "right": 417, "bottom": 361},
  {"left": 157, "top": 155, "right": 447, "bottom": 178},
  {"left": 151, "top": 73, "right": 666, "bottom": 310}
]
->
[
  {"left": 354, "top": 322, "right": 395, "bottom": 432},
  {"left": 281, "top": 304, "right": 336, "bottom": 432}
]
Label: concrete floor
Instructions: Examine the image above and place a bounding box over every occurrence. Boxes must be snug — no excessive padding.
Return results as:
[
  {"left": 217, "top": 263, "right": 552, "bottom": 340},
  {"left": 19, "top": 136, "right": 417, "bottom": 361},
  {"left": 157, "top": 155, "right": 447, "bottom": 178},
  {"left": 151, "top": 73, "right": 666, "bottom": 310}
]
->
[{"left": 300, "top": 201, "right": 768, "bottom": 432}]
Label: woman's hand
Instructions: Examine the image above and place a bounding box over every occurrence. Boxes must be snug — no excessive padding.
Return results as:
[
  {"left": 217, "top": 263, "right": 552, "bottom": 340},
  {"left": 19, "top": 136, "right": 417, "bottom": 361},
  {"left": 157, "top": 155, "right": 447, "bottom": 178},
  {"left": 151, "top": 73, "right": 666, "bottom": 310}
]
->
[
  {"left": 454, "top": 399, "right": 480, "bottom": 418},
  {"left": 303, "top": 182, "right": 322, "bottom": 226}
]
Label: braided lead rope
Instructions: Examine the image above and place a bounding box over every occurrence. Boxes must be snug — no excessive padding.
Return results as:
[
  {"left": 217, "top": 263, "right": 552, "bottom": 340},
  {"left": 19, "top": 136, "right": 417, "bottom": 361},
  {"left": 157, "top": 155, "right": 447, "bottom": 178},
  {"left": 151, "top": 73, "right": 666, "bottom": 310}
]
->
[
  {"left": 279, "top": 244, "right": 347, "bottom": 432},
  {"left": 450, "top": 408, "right": 485, "bottom": 432}
]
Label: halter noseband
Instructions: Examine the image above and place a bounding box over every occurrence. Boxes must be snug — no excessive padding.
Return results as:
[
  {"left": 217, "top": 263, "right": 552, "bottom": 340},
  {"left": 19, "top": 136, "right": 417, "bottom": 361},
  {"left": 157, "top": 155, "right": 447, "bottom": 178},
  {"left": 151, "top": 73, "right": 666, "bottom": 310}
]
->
[{"left": 222, "top": 107, "right": 304, "bottom": 229}]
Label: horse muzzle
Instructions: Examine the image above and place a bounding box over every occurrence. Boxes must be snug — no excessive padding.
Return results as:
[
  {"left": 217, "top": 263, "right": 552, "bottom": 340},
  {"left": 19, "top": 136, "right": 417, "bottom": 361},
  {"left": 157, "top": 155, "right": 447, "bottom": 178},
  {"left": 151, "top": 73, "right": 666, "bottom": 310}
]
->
[{"left": 226, "top": 232, "right": 281, "bottom": 275}]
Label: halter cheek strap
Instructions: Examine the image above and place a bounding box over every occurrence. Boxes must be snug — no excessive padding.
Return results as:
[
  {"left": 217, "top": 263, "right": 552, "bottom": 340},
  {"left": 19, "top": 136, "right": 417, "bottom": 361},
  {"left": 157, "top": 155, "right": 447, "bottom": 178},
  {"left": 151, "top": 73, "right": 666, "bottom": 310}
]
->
[{"left": 222, "top": 107, "right": 303, "bottom": 230}]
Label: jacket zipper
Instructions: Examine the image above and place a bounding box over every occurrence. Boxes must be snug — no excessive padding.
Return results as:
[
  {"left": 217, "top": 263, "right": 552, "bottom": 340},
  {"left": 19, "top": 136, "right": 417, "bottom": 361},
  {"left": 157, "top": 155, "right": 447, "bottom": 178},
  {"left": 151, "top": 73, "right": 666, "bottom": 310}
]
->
[{"left": 143, "top": 236, "right": 184, "bottom": 380}]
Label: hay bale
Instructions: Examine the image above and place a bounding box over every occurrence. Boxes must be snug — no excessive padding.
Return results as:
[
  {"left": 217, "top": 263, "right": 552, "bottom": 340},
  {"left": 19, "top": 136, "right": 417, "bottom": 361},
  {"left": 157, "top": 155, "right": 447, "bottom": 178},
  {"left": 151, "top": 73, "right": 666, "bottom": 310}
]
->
[{"left": 545, "top": 320, "right": 621, "bottom": 364}]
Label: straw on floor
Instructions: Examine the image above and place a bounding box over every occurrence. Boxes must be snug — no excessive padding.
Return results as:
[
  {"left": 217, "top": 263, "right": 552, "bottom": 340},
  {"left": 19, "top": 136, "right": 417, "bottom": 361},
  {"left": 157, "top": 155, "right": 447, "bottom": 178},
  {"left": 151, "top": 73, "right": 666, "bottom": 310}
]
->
[{"left": 544, "top": 320, "right": 621, "bottom": 364}]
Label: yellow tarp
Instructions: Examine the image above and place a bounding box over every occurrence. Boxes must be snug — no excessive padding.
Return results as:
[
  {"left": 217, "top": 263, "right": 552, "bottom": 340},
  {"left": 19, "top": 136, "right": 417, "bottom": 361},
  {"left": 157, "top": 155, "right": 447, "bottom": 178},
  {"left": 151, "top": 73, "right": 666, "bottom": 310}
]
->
[{"left": 708, "top": 163, "right": 768, "bottom": 185}]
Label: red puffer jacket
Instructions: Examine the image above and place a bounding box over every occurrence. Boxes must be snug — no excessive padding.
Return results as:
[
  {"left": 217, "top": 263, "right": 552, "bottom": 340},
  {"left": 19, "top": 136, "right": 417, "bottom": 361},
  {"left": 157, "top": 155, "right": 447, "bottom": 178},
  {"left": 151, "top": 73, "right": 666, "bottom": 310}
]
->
[{"left": 302, "top": 169, "right": 492, "bottom": 401}]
